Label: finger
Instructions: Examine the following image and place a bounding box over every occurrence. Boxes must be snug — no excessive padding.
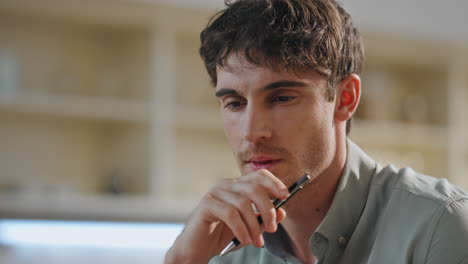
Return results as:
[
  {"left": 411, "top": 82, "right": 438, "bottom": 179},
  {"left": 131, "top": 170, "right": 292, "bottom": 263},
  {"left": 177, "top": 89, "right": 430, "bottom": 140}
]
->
[
  {"left": 229, "top": 182, "right": 278, "bottom": 234},
  {"left": 253, "top": 233, "right": 265, "bottom": 248},
  {"left": 210, "top": 188, "right": 262, "bottom": 246},
  {"left": 259, "top": 233, "right": 265, "bottom": 247},
  {"left": 240, "top": 169, "right": 289, "bottom": 199},
  {"left": 276, "top": 208, "right": 286, "bottom": 223},
  {"left": 202, "top": 194, "right": 252, "bottom": 245}
]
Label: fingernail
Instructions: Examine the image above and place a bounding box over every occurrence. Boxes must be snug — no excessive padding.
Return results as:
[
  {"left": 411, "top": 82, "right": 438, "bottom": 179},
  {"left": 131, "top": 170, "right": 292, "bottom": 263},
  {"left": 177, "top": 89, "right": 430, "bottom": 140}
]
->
[{"left": 254, "top": 238, "right": 260, "bottom": 247}]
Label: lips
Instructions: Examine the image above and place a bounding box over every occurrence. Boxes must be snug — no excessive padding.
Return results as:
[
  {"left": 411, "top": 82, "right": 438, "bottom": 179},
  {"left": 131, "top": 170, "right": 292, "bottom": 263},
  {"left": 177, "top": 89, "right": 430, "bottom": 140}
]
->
[{"left": 246, "top": 156, "right": 282, "bottom": 171}]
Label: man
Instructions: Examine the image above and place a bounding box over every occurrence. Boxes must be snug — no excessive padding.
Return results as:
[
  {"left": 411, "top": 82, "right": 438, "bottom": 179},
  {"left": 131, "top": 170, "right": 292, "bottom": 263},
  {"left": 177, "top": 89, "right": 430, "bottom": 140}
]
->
[{"left": 165, "top": 0, "right": 468, "bottom": 263}]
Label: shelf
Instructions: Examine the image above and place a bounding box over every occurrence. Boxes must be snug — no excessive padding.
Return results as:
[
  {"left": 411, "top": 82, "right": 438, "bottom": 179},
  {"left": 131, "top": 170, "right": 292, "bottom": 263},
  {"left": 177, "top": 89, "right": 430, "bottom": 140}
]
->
[
  {"left": 0, "top": 92, "right": 150, "bottom": 122},
  {"left": 0, "top": 193, "right": 195, "bottom": 222},
  {"left": 174, "top": 104, "right": 223, "bottom": 130},
  {"left": 350, "top": 119, "right": 447, "bottom": 150},
  {"left": 0, "top": 94, "right": 222, "bottom": 127}
]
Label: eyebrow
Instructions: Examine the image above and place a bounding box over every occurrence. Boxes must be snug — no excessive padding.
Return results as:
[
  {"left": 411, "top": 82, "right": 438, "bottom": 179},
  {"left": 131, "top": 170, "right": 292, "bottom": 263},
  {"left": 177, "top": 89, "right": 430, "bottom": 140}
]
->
[
  {"left": 215, "top": 80, "right": 308, "bottom": 98},
  {"left": 264, "top": 80, "right": 308, "bottom": 90},
  {"left": 215, "top": 88, "right": 239, "bottom": 98}
]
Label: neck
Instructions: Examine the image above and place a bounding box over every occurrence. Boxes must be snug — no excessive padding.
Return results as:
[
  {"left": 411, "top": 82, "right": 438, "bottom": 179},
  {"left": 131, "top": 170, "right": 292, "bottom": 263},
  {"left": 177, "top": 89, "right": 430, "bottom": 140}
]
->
[{"left": 281, "top": 136, "right": 347, "bottom": 262}]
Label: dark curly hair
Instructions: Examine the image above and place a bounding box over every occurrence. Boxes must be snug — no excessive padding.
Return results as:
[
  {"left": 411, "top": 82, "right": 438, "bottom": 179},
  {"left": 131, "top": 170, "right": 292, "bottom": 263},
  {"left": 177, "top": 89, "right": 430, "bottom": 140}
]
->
[{"left": 199, "top": 0, "right": 364, "bottom": 134}]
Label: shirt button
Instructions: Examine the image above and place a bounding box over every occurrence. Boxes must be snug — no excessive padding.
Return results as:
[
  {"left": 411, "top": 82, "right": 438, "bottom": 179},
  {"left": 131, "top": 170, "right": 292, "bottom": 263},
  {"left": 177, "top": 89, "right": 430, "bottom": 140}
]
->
[{"left": 337, "top": 235, "right": 347, "bottom": 245}]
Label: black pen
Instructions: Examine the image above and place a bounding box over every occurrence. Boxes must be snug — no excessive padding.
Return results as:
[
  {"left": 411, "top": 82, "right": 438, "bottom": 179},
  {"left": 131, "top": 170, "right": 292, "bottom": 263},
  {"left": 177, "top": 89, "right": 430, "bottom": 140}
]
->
[{"left": 219, "top": 173, "right": 312, "bottom": 256}]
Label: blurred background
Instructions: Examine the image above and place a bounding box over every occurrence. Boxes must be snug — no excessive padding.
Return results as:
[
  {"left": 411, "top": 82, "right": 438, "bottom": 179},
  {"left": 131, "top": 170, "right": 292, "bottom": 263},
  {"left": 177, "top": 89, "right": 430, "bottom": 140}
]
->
[{"left": 0, "top": 0, "right": 467, "bottom": 263}]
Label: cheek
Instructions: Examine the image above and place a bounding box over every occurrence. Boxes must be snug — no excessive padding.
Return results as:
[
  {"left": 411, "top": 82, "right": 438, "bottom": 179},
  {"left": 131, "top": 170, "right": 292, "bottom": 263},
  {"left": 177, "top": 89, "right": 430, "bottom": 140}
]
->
[
  {"left": 275, "top": 107, "right": 322, "bottom": 136},
  {"left": 223, "top": 118, "right": 241, "bottom": 150},
  {"left": 281, "top": 104, "right": 335, "bottom": 153}
]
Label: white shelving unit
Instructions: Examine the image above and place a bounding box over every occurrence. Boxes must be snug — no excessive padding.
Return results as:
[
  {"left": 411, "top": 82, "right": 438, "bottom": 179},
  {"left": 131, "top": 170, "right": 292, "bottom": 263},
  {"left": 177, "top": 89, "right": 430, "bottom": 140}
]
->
[
  {"left": 351, "top": 35, "right": 468, "bottom": 185},
  {"left": 0, "top": 0, "right": 467, "bottom": 222},
  {"left": 0, "top": 0, "right": 232, "bottom": 222}
]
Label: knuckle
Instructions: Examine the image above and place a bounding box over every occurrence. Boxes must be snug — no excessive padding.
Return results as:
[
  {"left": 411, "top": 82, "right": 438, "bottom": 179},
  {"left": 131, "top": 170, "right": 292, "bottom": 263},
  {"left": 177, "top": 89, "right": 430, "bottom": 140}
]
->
[
  {"left": 223, "top": 205, "right": 238, "bottom": 219},
  {"left": 259, "top": 202, "right": 274, "bottom": 216},
  {"left": 201, "top": 193, "right": 215, "bottom": 204},
  {"left": 245, "top": 184, "right": 262, "bottom": 196},
  {"left": 204, "top": 189, "right": 218, "bottom": 201},
  {"left": 199, "top": 194, "right": 217, "bottom": 212},
  {"left": 239, "top": 198, "right": 252, "bottom": 211},
  {"left": 266, "top": 207, "right": 276, "bottom": 219}
]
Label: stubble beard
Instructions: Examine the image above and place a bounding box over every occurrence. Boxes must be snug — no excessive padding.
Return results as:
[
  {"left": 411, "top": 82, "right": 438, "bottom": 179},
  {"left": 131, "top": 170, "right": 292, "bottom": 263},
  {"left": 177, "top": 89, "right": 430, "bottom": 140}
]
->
[
  {"left": 283, "top": 130, "right": 335, "bottom": 213},
  {"left": 235, "top": 127, "right": 335, "bottom": 198}
]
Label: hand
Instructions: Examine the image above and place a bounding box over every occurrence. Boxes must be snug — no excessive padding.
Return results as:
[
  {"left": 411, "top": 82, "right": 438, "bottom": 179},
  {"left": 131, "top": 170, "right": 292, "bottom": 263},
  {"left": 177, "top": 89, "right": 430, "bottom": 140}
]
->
[{"left": 164, "top": 169, "right": 289, "bottom": 264}]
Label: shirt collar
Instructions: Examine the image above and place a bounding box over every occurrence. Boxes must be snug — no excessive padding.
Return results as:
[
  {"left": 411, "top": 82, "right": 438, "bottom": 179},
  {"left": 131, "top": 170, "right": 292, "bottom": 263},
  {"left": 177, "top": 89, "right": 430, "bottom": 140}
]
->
[
  {"left": 313, "top": 139, "right": 377, "bottom": 246},
  {"left": 262, "top": 139, "right": 377, "bottom": 260}
]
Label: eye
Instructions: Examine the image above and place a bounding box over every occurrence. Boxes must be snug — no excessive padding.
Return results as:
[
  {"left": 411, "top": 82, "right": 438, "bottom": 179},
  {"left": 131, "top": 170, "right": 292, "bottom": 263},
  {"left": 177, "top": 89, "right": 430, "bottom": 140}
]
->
[
  {"left": 272, "top": 95, "right": 296, "bottom": 103},
  {"left": 224, "top": 100, "right": 246, "bottom": 110}
]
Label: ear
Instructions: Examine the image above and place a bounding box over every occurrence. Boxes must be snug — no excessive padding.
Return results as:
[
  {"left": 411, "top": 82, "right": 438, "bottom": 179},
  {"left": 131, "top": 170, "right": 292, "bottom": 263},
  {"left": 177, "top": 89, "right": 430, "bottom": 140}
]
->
[{"left": 334, "top": 74, "right": 361, "bottom": 122}]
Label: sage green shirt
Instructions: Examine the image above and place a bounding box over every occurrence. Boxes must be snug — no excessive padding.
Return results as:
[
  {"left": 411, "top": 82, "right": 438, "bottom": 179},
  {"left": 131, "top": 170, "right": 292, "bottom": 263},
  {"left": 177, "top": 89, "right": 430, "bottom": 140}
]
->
[{"left": 209, "top": 140, "right": 468, "bottom": 264}]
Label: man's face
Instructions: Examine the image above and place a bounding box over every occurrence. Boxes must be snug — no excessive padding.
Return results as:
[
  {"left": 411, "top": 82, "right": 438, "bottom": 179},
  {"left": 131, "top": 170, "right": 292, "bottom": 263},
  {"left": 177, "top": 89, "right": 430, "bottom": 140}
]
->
[{"left": 215, "top": 55, "right": 338, "bottom": 186}]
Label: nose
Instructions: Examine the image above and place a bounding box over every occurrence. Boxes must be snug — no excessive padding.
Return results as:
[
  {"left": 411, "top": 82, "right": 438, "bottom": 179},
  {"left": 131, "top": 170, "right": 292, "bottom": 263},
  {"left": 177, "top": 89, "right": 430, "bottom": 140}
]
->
[{"left": 242, "top": 104, "right": 273, "bottom": 144}]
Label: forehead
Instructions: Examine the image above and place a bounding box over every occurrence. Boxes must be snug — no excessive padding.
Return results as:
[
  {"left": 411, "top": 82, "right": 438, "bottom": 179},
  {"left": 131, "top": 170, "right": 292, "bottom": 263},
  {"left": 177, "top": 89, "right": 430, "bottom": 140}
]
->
[{"left": 215, "top": 54, "right": 325, "bottom": 91}]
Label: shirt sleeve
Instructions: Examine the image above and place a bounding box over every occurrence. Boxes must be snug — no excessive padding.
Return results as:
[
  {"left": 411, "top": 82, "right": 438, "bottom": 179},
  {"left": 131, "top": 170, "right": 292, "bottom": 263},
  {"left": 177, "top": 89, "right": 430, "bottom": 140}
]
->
[{"left": 424, "top": 198, "right": 468, "bottom": 264}]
